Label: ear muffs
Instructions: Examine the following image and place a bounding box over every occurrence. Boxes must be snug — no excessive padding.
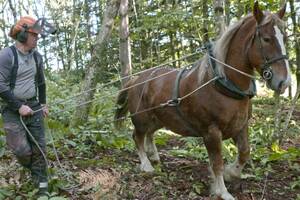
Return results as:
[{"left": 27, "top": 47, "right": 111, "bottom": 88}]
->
[{"left": 16, "top": 24, "right": 29, "bottom": 43}]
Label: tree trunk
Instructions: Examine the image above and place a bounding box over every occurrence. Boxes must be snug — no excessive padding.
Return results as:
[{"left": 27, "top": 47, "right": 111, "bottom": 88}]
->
[
  {"left": 8, "top": 0, "right": 17, "bottom": 22},
  {"left": 71, "top": 0, "right": 121, "bottom": 127},
  {"left": 67, "top": 1, "right": 85, "bottom": 71},
  {"left": 201, "top": 0, "right": 209, "bottom": 43},
  {"left": 119, "top": 0, "right": 132, "bottom": 86},
  {"left": 169, "top": 31, "right": 176, "bottom": 68},
  {"left": 224, "top": 0, "right": 231, "bottom": 25},
  {"left": 214, "top": 0, "right": 226, "bottom": 38},
  {"left": 85, "top": 0, "right": 93, "bottom": 55}
]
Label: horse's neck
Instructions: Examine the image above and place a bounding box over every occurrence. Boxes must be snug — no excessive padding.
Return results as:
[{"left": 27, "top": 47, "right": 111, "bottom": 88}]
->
[{"left": 224, "top": 21, "right": 256, "bottom": 91}]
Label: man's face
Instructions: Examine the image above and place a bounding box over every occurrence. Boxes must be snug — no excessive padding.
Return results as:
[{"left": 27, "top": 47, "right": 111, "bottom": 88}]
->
[{"left": 25, "top": 32, "right": 39, "bottom": 49}]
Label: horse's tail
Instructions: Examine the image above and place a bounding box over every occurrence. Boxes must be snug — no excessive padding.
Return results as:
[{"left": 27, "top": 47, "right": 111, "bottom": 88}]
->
[{"left": 114, "top": 79, "right": 135, "bottom": 129}]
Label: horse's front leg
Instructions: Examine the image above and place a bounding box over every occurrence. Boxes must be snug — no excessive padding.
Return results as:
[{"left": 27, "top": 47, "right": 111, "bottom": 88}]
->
[
  {"left": 204, "top": 125, "right": 235, "bottom": 200},
  {"left": 224, "top": 126, "right": 250, "bottom": 182}
]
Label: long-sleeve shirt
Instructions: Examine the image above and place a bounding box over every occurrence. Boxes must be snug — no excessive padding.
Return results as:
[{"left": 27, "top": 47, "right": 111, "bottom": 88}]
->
[{"left": 0, "top": 45, "right": 46, "bottom": 111}]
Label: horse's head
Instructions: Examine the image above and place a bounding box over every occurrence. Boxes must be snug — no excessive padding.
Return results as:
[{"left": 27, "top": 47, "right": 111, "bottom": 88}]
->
[{"left": 248, "top": 2, "right": 291, "bottom": 94}]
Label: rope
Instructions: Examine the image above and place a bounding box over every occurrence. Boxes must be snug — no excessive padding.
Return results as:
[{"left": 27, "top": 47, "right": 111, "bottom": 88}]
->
[
  {"left": 49, "top": 51, "right": 202, "bottom": 106},
  {"left": 196, "top": 48, "right": 257, "bottom": 80},
  {"left": 51, "top": 49, "right": 258, "bottom": 116},
  {"left": 51, "top": 62, "right": 196, "bottom": 115},
  {"left": 20, "top": 113, "right": 49, "bottom": 170},
  {"left": 209, "top": 56, "right": 257, "bottom": 79},
  {"left": 49, "top": 46, "right": 257, "bottom": 112},
  {"left": 178, "top": 76, "right": 219, "bottom": 101},
  {"left": 20, "top": 108, "right": 79, "bottom": 190}
]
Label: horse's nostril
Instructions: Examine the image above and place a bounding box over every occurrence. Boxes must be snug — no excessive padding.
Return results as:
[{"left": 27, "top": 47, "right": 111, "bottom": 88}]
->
[{"left": 278, "top": 80, "right": 288, "bottom": 94}]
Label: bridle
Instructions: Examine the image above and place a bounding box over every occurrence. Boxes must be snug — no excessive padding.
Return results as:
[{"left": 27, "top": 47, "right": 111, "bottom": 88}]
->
[{"left": 256, "top": 25, "right": 288, "bottom": 81}]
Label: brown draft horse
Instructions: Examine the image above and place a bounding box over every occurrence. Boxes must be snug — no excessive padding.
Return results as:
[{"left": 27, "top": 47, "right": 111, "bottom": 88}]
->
[{"left": 114, "top": 2, "right": 291, "bottom": 200}]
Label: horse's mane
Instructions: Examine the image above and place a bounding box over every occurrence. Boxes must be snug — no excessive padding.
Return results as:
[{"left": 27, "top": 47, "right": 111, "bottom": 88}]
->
[{"left": 197, "top": 12, "right": 285, "bottom": 84}]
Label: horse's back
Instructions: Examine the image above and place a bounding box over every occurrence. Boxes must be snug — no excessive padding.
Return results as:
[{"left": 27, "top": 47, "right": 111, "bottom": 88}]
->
[{"left": 128, "top": 67, "right": 178, "bottom": 105}]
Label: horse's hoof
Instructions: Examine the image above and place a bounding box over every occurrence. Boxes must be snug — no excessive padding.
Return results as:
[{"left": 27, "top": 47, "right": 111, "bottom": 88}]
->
[
  {"left": 220, "top": 192, "right": 235, "bottom": 200},
  {"left": 140, "top": 163, "right": 154, "bottom": 172}
]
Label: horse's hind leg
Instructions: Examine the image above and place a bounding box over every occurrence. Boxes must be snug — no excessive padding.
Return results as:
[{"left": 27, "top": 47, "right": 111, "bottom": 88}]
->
[
  {"left": 204, "top": 125, "right": 235, "bottom": 200},
  {"left": 133, "top": 128, "right": 155, "bottom": 172},
  {"left": 145, "top": 131, "right": 160, "bottom": 163},
  {"left": 224, "top": 127, "right": 250, "bottom": 182}
]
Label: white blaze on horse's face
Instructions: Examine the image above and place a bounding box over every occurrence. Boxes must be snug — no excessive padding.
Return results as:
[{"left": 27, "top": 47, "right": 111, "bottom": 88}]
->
[{"left": 273, "top": 25, "right": 291, "bottom": 93}]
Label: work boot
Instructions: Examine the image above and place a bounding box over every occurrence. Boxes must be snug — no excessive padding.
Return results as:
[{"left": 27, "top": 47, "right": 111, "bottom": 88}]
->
[{"left": 37, "top": 182, "right": 49, "bottom": 197}]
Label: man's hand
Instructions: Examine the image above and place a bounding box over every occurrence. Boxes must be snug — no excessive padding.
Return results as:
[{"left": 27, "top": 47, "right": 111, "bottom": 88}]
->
[
  {"left": 18, "top": 105, "right": 33, "bottom": 116},
  {"left": 41, "top": 104, "right": 49, "bottom": 117}
]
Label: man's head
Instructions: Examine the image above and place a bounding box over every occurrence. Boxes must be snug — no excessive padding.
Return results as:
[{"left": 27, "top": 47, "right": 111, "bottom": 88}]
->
[{"left": 9, "top": 16, "right": 41, "bottom": 44}]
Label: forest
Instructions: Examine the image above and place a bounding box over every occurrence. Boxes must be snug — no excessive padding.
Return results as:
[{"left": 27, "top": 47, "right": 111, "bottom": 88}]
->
[{"left": 0, "top": 0, "right": 299, "bottom": 199}]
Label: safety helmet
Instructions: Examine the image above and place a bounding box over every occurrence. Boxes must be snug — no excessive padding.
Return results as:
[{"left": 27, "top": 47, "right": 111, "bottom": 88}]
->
[{"left": 9, "top": 16, "right": 42, "bottom": 41}]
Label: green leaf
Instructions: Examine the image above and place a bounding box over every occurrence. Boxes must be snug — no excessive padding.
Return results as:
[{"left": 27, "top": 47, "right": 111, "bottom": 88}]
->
[
  {"left": 50, "top": 197, "right": 68, "bottom": 200},
  {"left": 192, "top": 183, "right": 204, "bottom": 195},
  {"left": 0, "top": 189, "right": 13, "bottom": 196},
  {"left": 37, "top": 197, "right": 49, "bottom": 200},
  {"left": 66, "top": 140, "right": 77, "bottom": 147}
]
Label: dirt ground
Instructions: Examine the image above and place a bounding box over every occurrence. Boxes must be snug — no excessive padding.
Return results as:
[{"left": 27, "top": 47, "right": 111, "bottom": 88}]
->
[{"left": 0, "top": 132, "right": 300, "bottom": 200}]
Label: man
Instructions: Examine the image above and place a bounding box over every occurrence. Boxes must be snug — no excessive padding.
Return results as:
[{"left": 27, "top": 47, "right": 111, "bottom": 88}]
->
[{"left": 0, "top": 16, "right": 50, "bottom": 196}]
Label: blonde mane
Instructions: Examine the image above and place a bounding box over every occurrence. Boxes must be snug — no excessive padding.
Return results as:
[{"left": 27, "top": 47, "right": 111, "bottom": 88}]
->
[
  {"left": 196, "top": 15, "right": 252, "bottom": 83},
  {"left": 213, "top": 15, "right": 253, "bottom": 78}
]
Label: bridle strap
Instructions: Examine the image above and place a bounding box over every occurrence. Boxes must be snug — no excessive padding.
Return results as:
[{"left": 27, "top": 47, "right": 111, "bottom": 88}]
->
[
  {"left": 262, "top": 55, "right": 288, "bottom": 67},
  {"left": 256, "top": 26, "right": 288, "bottom": 80}
]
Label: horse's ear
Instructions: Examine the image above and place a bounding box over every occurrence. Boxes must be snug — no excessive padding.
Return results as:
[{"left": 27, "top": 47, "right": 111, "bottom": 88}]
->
[
  {"left": 253, "top": 1, "right": 264, "bottom": 24},
  {"left": 277, "top": 3, "right": 286, "bottom": 19}
]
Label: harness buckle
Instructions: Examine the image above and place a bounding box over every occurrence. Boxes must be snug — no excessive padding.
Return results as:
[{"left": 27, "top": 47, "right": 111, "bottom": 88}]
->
[{"left": 166, "top": 99, "right": 181, "bottom": 107}]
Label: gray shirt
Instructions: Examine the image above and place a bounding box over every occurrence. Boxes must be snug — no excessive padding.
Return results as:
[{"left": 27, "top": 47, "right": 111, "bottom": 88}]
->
[{"left": 0, "top": 45, "right": 45, "bottom": 101}]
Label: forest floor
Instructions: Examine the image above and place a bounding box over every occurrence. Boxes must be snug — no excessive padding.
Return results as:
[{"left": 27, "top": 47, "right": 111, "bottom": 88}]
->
[
  {"left": 0, "top": 103, "right": 300, "bottom": 200},
  {"left": 0, "top": 134, "right": 300, "bottom": 200},
  {"left": 76, "top": 137, "right": 300, "bottom": 200}
]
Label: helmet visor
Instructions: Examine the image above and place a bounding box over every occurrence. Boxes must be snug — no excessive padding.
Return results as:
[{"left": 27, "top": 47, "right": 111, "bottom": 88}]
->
[{"left": 33, "top": 18, "right": 57, "bottom": 37}]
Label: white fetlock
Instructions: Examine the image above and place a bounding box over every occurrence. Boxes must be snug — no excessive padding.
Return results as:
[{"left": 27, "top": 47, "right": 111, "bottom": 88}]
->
[
  {"left": 211, "top": 175, "right": 235, "bottom": 200},
  {"left": 140, "top": 160, "right": 154, "bottom": 172}
]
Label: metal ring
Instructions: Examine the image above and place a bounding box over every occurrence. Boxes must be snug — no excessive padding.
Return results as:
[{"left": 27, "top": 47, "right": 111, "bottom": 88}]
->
[{"left": 262, "top": 68, "right": 273, "bottom": 80}]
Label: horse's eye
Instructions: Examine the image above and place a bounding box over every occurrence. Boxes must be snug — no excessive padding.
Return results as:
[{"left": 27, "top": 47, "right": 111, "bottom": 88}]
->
[{"left": 263, "top": 37, "right": 271, "bottom": 43}]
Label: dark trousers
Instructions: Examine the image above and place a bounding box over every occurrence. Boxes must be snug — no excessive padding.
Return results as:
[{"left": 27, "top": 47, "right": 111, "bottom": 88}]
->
[{"left": 2, "top": 101, "right": 48, "bottom": 185}]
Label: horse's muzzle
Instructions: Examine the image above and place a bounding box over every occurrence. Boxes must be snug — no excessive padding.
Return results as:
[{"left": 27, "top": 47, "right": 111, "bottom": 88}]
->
[
  {"left": 266, "top": 76, "right": 291, "bottom": 94},
  {"left": 278, "top": 79, "right": 290, "bottom": 94}
]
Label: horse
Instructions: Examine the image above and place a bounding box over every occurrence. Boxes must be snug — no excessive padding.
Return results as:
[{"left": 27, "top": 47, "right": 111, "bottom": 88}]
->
[{"left": 114, "top": 2, "right": 291, "bottom": 200}]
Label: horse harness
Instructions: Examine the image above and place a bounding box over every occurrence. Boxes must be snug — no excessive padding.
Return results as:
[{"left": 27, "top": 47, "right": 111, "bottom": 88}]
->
[
  {"left": 167, "top": 68, "right": 199, "bottom": 135},
  {"left": 167, "top": 47, "right": 256, "bottom": 135},
  {"left": 206, "top": 42, "right": 257, "bottom": 100},
  {"left": 168, "top": 24, "right": 289, "bottom": 134}
]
